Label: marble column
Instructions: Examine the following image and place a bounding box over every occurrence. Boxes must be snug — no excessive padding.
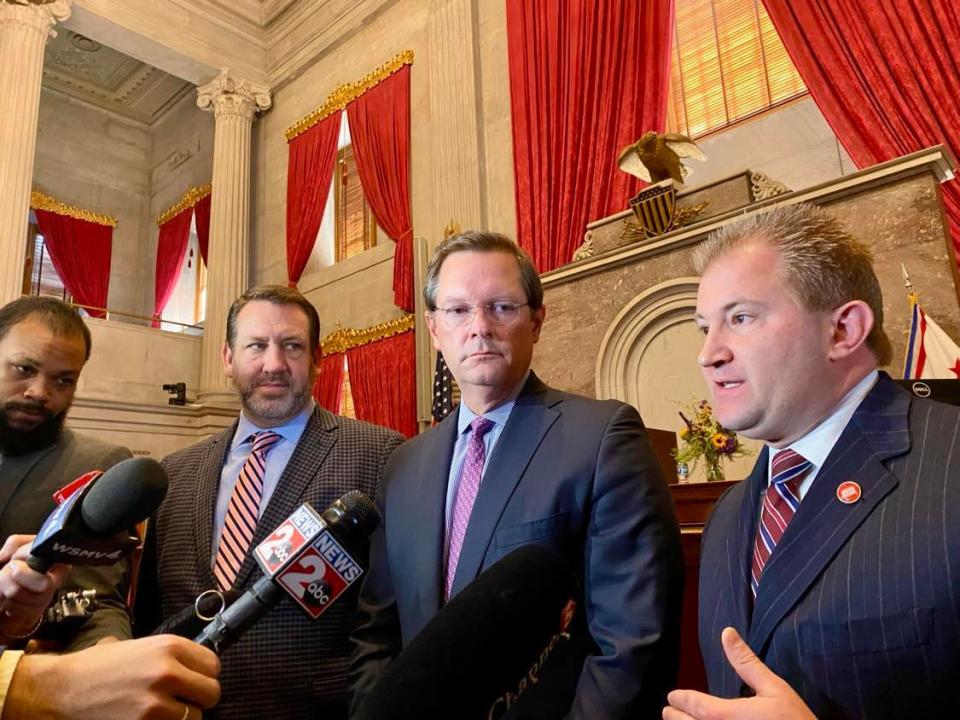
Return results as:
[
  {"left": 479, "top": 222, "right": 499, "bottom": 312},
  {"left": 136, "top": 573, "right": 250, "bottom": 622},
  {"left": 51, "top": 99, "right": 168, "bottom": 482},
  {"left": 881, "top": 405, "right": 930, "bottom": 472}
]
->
[
  {"left": 0, "top": 0, "right": 71, "bottom": 305},
  {"left": 196, "top": 68, "right": 271, "bottom": 407}
]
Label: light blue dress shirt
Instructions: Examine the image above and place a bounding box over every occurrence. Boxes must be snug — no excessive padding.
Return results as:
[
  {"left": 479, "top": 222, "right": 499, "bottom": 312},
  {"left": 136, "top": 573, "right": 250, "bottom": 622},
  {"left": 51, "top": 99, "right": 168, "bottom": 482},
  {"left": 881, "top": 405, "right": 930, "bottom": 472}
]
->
[
  {"left": 765, "top": 369, "right": 878, "bottom": 500},
  {"left": 442, "top": 372, "right": 529, "bottom": 564},
  {"left": 211, "top": 400, "right": 314, "bottom": 563}
]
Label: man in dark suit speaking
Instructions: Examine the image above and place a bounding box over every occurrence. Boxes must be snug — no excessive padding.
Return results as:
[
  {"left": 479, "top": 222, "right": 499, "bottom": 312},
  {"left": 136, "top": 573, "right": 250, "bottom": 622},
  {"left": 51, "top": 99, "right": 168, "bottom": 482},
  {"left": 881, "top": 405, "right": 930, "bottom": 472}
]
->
[
  {"left": 135, "top": 286, "right": 404, "bottom": 719},
  {"left": 666, "top": 204, "right": 960, "bottom": 719},
  {"left": 350, "top": 231, "right": 683, "bottom": 718}
]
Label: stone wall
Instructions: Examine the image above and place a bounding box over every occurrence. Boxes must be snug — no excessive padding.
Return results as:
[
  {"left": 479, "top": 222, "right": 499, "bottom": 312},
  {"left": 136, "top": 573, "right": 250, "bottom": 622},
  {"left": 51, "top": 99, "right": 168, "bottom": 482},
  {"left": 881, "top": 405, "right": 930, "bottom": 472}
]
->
[
  {"left": 34, "top": 88, "right": 152, "bottom": 316},
  {"left": 150, "top": 91, "right": 214, "bottom": 223},
  {"left": 533, "top": 155, "right": 959, "bottom": 479}
]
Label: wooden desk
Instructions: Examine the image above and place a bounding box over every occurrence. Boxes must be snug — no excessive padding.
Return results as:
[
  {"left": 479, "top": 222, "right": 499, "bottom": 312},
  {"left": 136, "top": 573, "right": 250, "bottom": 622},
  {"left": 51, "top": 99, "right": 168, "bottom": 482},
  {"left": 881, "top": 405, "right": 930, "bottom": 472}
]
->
[{"left": 670, "top": 480, "right": 738, "bottom": 691}]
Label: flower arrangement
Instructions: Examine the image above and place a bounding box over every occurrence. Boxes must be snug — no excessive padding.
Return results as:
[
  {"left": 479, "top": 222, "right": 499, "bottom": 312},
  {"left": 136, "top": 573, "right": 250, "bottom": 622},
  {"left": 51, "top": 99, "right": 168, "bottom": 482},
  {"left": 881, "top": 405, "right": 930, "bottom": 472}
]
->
[{"left": 672, "top": 400, "right": 750, "bottom": 482}]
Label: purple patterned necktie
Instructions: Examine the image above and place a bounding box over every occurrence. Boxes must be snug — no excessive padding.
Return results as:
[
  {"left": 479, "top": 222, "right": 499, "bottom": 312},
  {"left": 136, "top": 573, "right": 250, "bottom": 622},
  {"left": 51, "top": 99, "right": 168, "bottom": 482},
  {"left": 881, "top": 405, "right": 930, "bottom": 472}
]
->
[
  {"left": 445, "top": 417, "right": 494, "bottom": 600},
  {"left": 213, "top": 431, "right": 282, "bottom": 591}
]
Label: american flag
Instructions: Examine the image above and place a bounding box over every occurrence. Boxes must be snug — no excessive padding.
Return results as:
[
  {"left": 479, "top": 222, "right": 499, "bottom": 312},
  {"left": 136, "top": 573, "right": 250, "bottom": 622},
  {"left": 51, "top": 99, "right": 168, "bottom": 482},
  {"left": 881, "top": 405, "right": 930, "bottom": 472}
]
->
[{"left": 431, "top": 352, "right": 457, "bottom": 424}]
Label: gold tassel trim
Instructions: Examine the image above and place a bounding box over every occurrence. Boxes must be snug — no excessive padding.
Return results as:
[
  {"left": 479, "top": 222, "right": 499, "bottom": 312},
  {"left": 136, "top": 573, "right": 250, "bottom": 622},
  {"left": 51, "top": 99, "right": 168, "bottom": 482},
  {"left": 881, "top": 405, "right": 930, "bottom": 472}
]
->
[
  {"left": 156, "top": 184, "right": 212, "bottom": 226},
  {"left": 321, "top": 314, "right": 415, "bottom": 356},
  {"left": 285, "top": 49, "right": 414, "bottom": 142},
  {"left": 30, "top": 190, "right": 117, "bottom": 228}
]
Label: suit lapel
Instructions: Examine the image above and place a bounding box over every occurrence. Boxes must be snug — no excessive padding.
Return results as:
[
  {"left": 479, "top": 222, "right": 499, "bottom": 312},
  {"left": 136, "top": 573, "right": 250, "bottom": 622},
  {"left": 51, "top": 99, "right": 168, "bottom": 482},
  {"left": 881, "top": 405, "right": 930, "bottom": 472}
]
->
[
  {"left": 748, "top": 376, "right": 910, "bottom": 653},
  {"left": 0, "top": 434, "right": 61, "bottom": 522},
  {"left": 194, "top": 423, "right": 236, "bottom": 590},
  {"left": 451, "top": 374, "right": 560, "bottom": 596},
  {"left": 233, "top": 406, "right": 338, "bottom": 588},
  {"left": 411, "top": 411, "right": 459, "bottom": 616},
  {"left": 728, "top": 448, "right": 768, "bottom": 638}
]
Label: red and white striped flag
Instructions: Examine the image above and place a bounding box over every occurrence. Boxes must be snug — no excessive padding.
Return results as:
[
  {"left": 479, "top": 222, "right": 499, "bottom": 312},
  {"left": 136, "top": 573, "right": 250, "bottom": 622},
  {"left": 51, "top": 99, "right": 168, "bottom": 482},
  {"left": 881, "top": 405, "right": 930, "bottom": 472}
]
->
[{"left": 903, "top": 293, "right": 960, "bottom": 379}]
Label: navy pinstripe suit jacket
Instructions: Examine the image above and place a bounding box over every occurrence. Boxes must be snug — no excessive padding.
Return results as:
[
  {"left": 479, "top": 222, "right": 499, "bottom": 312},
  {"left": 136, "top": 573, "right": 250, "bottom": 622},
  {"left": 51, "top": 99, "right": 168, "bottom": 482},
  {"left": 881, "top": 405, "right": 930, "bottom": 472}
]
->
[{"left": 699, "top": 373, "right": 960, "bottom": 718}]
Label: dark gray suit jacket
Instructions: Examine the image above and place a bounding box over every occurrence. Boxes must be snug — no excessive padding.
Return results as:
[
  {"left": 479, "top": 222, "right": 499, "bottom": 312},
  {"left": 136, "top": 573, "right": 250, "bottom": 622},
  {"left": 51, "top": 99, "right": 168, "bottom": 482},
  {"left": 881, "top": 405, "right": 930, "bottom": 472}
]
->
[
  {"left": 134, "top": 406, "right": 404, "bottom": 720},
  {"left": 699, "top": 374, "right": 960, "bottom": 718},
  {"left": 350, "top": 373, "right": 683, "bottom": 718},
  {"left": 0, "top": 428, "right": 132, "bottom": 649}
]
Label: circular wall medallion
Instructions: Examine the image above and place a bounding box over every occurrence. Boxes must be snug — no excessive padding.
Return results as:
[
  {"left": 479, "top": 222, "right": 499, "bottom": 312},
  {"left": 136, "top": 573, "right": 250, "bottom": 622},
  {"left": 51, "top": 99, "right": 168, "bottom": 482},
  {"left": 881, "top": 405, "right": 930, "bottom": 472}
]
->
[{"left": 70, "top": 33, "right": 102, "bottom": 53}]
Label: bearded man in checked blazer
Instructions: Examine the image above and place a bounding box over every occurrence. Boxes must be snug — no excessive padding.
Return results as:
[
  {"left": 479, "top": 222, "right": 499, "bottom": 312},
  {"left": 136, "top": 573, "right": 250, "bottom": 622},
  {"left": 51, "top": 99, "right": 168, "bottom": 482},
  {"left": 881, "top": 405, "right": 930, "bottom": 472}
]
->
[
  {"left": 666, "top": 204, "right": 960, "bottom": 720},
  {"left": 134, "top": 286, "right": 404, "bottom": 719}
]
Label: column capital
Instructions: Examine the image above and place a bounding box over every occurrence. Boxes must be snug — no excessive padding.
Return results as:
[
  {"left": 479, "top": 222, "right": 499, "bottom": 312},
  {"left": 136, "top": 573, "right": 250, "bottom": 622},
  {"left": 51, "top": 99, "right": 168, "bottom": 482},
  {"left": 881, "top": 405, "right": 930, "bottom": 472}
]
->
[
  {"left": 197, "top": 68, "right": 271, "bottom": 121},
  {"left": 0, "top": 0, "right": 71, "bottom": 35}
]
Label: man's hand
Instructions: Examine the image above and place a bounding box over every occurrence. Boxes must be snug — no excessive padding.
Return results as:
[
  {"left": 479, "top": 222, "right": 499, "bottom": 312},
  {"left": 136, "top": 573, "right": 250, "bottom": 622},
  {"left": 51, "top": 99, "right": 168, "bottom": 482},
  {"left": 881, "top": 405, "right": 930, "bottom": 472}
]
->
[
  {"left": 5, "top": 634, "right": 222, "bottom": 720},
  {"left": 0, "top": 534, "right": 70, "bottom": 639},
  {"left": 663, "top": 627, "right": 816, "bottom": 720}
]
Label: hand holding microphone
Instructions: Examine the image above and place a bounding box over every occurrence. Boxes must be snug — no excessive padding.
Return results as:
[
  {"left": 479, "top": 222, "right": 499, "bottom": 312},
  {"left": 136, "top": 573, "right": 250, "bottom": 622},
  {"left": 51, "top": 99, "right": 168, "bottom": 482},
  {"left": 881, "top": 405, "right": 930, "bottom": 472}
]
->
[
  {"left": 0, "top": 533, "right": 69, "bottom": 640},
  {"left": 0, "top": 457, "right": 168, "bottom": 643}
]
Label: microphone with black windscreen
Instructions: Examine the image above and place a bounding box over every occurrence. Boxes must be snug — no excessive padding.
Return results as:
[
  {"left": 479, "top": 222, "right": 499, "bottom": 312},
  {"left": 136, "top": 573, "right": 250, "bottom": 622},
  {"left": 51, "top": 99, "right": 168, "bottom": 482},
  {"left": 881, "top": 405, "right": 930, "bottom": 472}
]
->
[
  {"left": 354, "top": 544, "right": 591, "bottom": 720},
  {"left": 193, "top": 490, "right": 380, "bottom": 654},
  {"left": 28, "top": 457, "right": 169, "bottom": 573}
]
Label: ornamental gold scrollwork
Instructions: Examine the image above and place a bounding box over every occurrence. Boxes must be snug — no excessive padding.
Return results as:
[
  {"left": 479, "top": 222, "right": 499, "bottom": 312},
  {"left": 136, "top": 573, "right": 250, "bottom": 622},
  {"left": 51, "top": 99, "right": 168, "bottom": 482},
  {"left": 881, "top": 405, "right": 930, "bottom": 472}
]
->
[
  {"left": 285, "top": 50, "right": 414, "bottom": 142},
  {"left": 30, "top": 190, "right": 117, "bottom": 228},
  {"left": 156, "top": 184, "right": 212, "bottom": 226},
  {"left": 320, "top": 314, "right": 415, "bottom": 356}
]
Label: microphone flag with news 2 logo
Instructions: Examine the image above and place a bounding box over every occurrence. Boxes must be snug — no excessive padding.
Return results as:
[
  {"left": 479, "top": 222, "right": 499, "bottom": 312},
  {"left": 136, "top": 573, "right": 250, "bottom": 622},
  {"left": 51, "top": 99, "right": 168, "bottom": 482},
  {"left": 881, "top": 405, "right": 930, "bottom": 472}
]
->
[
  {"left": 355, "top": 544, "right": 591, "bottom": 720},
  {"left": 192, "top": 491, "right": 380, "bottom": 653}
]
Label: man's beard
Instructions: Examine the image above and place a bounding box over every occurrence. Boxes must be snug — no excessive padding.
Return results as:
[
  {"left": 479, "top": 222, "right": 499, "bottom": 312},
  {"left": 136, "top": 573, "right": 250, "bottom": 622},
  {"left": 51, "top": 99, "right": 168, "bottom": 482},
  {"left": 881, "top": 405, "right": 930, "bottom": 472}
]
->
[
  {"left": 0, "top": 403, "right": 66, "bottom": 457},
  {"left": 236, "top": 372, "right": 312, "bottom": 424}
]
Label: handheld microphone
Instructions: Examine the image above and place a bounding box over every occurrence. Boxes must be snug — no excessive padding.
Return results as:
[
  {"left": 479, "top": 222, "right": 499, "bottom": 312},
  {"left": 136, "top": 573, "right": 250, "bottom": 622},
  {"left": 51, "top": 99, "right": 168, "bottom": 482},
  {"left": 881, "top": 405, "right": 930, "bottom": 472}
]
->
[
  {"left": 355, "top": 544, "right": 590, "bottom": 720},
  {"left": 150, "top": 589, "right": 242, "bottom": 639},
  {"left": 193, "top": 490, "right": 380, "bottom": 654},
  {"left": 28, "top": 457, "right": 169, "bottom": 573}
]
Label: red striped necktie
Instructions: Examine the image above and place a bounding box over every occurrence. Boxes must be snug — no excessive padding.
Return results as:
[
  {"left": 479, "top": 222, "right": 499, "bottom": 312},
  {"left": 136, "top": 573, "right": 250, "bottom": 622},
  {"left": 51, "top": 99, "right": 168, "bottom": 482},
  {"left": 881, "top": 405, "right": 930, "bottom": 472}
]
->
[
  {"left": 751, "top": 448, "right": 812, "bottom": 597},
  {"left": 214, "top": 431, "right": 282, "bottom": 591}
]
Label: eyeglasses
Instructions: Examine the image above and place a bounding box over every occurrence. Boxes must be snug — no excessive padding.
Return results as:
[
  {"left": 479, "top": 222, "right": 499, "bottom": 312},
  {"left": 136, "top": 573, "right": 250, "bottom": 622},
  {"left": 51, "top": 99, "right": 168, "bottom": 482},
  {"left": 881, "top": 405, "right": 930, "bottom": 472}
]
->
[{"left": 432, "top": 302, "right": 530, "bottom": 327}]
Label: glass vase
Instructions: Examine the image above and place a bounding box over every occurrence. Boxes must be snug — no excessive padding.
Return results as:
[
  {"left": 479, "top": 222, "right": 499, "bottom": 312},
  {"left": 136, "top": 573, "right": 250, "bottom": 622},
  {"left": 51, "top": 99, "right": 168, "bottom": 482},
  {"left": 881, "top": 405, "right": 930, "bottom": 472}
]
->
[{"left": 704, "top": 454, "right": 726, "bottom": 482}]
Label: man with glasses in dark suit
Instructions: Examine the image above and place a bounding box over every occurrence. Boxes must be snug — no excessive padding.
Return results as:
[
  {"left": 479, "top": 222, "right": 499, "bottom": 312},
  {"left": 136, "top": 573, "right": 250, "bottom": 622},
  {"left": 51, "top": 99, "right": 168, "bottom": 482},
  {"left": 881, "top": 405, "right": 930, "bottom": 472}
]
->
[{"left": 350, "top": 232, "right": 683, "bottom": 719}]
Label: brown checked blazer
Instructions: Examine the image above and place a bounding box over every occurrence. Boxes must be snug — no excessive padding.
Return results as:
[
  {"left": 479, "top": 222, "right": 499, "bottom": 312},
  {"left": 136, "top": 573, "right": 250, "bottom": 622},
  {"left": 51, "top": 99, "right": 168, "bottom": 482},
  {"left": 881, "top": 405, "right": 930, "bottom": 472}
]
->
[{"left": 134, "top": 405, "right": 404, "bottom": 719}]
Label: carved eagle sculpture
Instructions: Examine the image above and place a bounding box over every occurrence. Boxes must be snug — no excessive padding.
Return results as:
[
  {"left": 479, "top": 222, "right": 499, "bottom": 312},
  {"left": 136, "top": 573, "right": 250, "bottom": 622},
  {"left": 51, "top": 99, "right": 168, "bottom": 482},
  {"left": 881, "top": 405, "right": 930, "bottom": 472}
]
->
[{"left": 617, "top": 131, "right": 707, "bottom": 185}]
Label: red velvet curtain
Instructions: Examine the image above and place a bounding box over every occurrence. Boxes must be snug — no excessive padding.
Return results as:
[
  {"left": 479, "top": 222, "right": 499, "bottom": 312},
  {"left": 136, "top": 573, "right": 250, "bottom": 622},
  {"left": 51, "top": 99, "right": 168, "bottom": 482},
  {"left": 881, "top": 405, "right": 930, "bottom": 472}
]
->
[
  {"left": 286, "top": 112, "right": 341, "bottom": 287},
  {"left": 761, "top": 0, "right": 960, "bottom": 265},
  {"left": 34, "top": 209, "right": 113, "bottom": 318},
  {"left": 194, "top": 192, "right": 211, "bottom": 267},
  {"left": 346, "top": 331, "right": 417, "bottom": 437},
  {"left": 153, "top": 206, "right": 193, "bottom": 327},
  {"left": 347, "top": 66, "right": 414, "bottom": 312},
  {"left": 313, "top": 352, "right": 344, "bottom": 413},
  {"left": 506, "top": 0, "right": 675, "bottom": 272}
]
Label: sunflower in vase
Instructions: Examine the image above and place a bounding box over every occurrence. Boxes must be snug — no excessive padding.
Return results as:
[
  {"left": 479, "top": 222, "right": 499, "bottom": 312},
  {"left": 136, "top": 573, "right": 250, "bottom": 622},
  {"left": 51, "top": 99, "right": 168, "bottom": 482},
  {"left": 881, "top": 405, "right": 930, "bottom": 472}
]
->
[{"left": 672, "top": 400, "right": 750, "bottom": 482}]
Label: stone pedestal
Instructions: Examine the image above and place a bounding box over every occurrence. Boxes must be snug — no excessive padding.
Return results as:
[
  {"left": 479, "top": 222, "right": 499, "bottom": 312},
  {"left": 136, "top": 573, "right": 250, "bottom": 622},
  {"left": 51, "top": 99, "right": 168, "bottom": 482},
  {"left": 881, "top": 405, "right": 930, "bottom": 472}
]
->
[
  {"left": 195, "top": 68, "right": 270, "bottom": 407},
  {"left": 0, "top": 0, "right": 71, "bottom": 305}
]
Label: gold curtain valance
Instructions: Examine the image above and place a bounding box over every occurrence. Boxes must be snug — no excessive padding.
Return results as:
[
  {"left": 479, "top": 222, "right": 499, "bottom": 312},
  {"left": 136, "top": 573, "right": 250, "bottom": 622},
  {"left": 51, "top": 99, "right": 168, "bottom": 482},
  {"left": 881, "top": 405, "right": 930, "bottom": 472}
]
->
[
  {"left": 285, "top": 49, "right": 414, "bottom": 142},
  {"left": 321, "top": 314, "right": 415, "bottom": 356},
  {"left": 156, "top": 183, "right": 212, "bottom": 226},
  {"left": 30, "top": 190, "right": 117, "bottom": 228}
]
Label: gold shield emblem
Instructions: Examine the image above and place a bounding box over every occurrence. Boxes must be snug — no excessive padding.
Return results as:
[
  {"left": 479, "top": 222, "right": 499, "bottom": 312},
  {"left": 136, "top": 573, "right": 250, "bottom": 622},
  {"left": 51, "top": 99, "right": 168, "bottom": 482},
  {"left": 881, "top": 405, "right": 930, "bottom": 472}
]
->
[{"left": 629, "top": 181, "right": 677, "bottom": 238}]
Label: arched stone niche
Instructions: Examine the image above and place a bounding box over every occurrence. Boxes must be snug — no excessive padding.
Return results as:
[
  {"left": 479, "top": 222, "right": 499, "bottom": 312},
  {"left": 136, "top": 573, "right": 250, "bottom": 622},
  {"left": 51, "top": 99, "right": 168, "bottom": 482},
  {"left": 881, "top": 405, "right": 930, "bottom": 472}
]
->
[{"left": 595, "top": 277, "right": 760, "bottom": 482}]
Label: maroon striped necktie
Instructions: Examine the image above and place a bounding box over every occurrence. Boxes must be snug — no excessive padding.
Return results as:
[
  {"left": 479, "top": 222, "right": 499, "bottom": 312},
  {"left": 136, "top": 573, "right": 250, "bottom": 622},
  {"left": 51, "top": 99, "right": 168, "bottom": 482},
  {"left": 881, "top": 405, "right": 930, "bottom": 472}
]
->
[
  {"left": 213, "top": 431, "right": 282, "bottom": 591},
  {"left": 751, "top": 448, "right": 812, "bottom": 597}
]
